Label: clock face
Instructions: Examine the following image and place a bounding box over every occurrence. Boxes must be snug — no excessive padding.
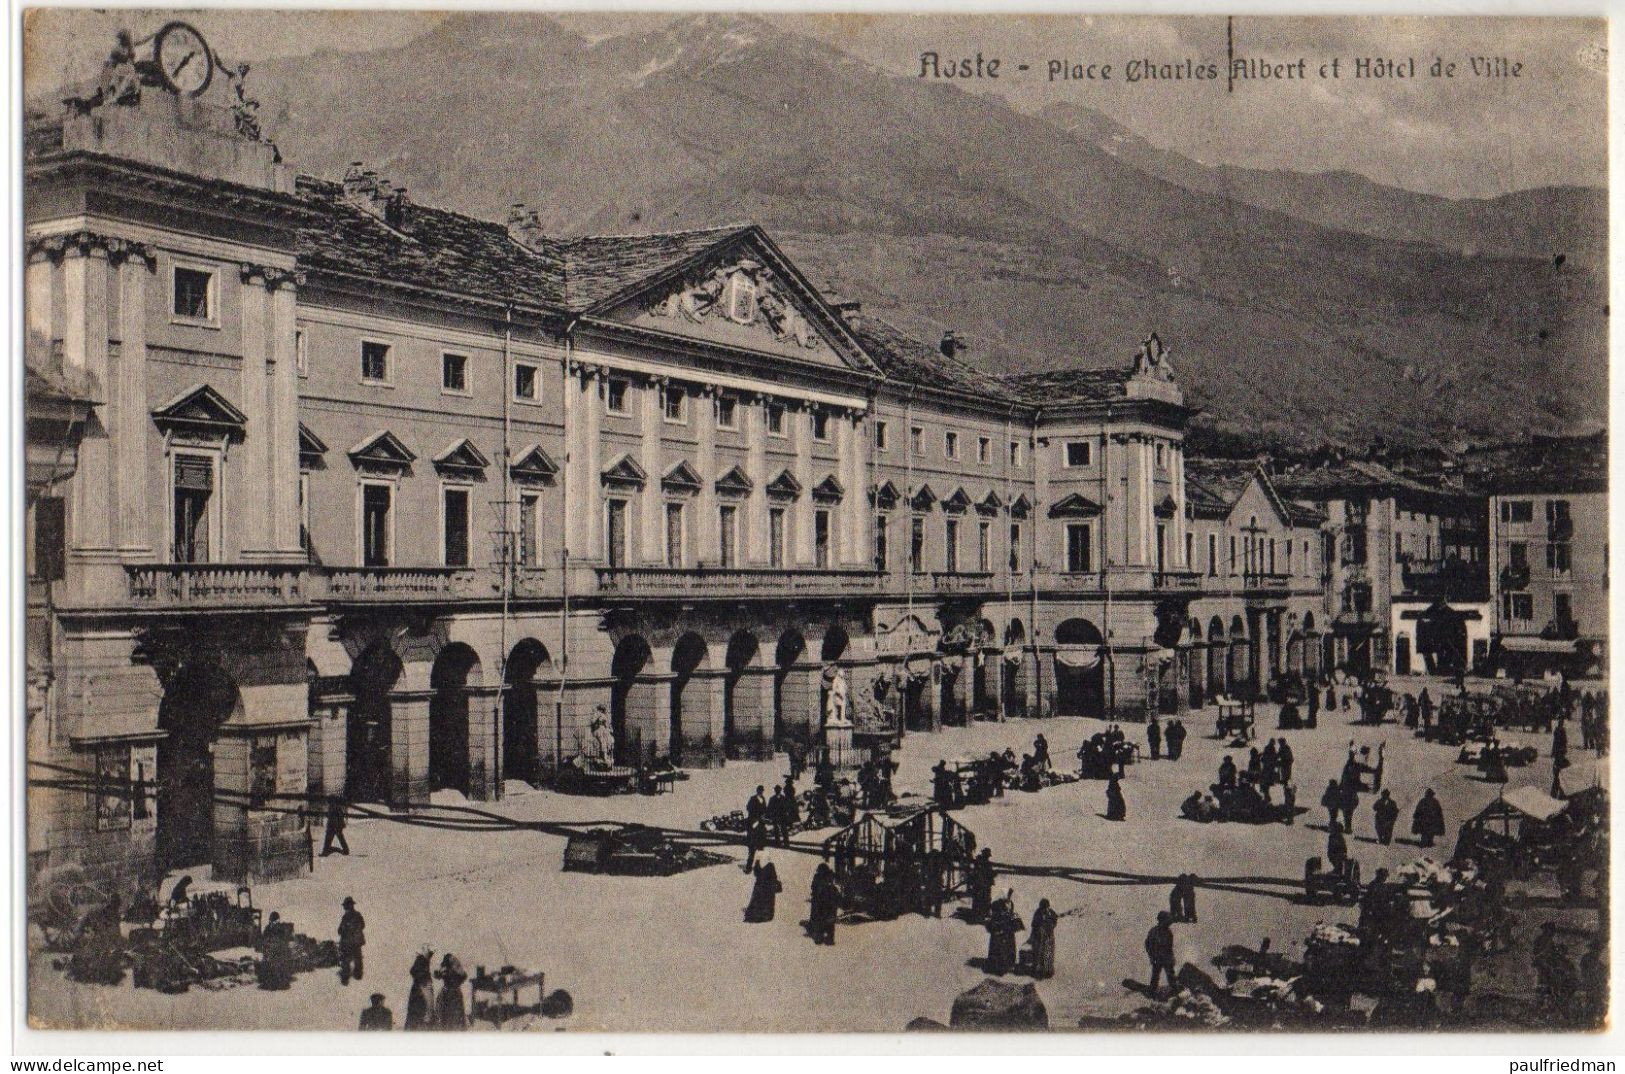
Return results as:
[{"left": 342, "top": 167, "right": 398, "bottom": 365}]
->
[{"left": 154, "top": 21, "right": 213, "bottom": 96}]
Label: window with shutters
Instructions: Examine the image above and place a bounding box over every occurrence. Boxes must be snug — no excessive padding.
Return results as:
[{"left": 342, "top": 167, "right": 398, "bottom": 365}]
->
[
  {"left": 606, "top": 498, "right": 629, "bottom": 568},
  {"left": 361, "top": 482, "right": 392, "bottom": 567},
  {"left": 769, "top": 507, "right": 787, "bottom": 568},
  {"left": 665, "top": 502, "right": 685, "bottom": 566},
  {"left": 910, "top": 516, "right": 925, "bottom": 573},
  {"left": 518, "top": 493, "right": 539, "bottom": 567},
  {"left": 1066, "top": 523, "right": 1093, "bottom": 573},
  {"left": 875, "top": 515, "right": 889, "bottom": 572},
  {"left": 978, "top": 520, "right": 991, "bottom": 571},
  {"left": 442, "top": 486, "right": 470, "bottom": 567},
  {"left": 944, "top": 517, "right": 959, "bottom": 573},
  {"left": 719, "top": 504, "right": 738, "bottom": 567},
  {"left": 172, "top": 453, "right": 215, "bottom": 563},
  {"left": 815, "top": 509, "right": 832, "bottom": 568},
  {"left": 1009, "top": 523, "right": 1023, "bottom": 573}
]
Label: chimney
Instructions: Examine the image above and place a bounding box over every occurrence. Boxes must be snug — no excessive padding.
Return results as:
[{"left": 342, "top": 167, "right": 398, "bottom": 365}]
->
[
  {"left": 342, "top": 162, "right": 369, "bottom": 200},
  {"left": 384, "top": 188, "right": 409, "bottom": 230},
  {"left": 940, "top": 330, "right": 964, "bottom": 359},
  {"left": 507, "top": 206, "right": 546, "bottom": 251}
]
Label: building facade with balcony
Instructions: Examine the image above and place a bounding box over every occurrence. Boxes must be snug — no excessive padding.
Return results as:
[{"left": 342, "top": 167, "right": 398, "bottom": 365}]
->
[
  {"left": 26, "top": 47, "right": 1261, "bottom": 891},
  {"left": 1274, "top": 459, "right": 1490, "bottom": 679},
  {"left": 1467, "top": 433, "right": 1608, "bottom": 678},
  {"left": 1181, "top": 458, "right": 1328, "bottom": 706}
]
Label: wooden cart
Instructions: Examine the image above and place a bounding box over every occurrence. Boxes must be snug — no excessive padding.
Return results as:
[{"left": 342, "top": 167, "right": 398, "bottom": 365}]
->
[{"left": 471, "top": 966, "right": 545, "bottom": 1026}]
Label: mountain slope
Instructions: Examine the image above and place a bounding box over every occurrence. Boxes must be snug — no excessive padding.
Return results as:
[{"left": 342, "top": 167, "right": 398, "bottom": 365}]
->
[{"left": 250, "top": 13, "right": 1606, "bottom": 448}]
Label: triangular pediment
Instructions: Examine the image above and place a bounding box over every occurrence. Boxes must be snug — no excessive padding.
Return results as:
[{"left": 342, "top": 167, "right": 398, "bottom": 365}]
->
[
  {"left": 1049, "top": 493, "right": 1103, "bottom": 518},
  {"left": 433, "top": 438, "right": 491, "bottom": 475},
  {"left": 594, "top": 231, "right": 880, "bottom": 374},
  {"left": 872, "top": 480, "right": 901, "bottom": 508},
  {"left": 602, "top": 454, "right": 648, "bottom": 488},
  {"left": 1154, "top": 493, "right": 1180, "bottom": 519},
  {"left": 765, "top": 470, "right": 803, "bottom": 499},
  {"left": 977, "top": 490, "right": 1003, "bottom": 515},
  {"left": 911, "top": 484, "right": 938, "bottom": 511},
  {"left": 1009, "top": 493, "right": 1032, "bottom": 519},
  {"left": 298, "top": 423, "right": 328, "bottom": 462},
  {"left": 348, "top": 429, "right": 415, "bottom": 470},
  {"left": 941, "top": 487, "right": 972, "bottom": 514},
  {"left": 152, "top": 383, "right": 247, "bottom": 439},
  {"left": 715, "top": 465, "right": 754, "bottom": 497},
  {"left": 812, "top": 475, "right": 845, "bottom": 503},
  {"left": 662, "top": 459, "right": 703, "bottom": 493},
  {"left": 511, "top": 444, "right": 559, "bottom": 484}
]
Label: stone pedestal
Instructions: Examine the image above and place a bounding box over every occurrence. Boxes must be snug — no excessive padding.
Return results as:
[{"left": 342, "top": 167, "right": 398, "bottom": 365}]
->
[{"left": 824, "top": 719, "right": 858, "bottom": 771}]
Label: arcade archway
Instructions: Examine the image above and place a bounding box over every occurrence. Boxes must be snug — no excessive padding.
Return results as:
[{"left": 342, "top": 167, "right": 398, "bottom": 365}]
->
[
  {"left": 347, "top": 643, "right": 401, "bottom": 805},
  {"left": 610, "top": 635, "right": 653, "bottom": 766},
  {"left": 156, "top": 656, "right": 238, "bottom": 871},
  {"left": 670, "top": 633, "right": 709, "bottom": 766},
  {"left": 1053, "top": 618, "right": 1106, "bottom": 718},
  {"left": 429, "top": 643, "right": 482, "bottom": 795},
  {"left": 503, "top": 639, "right": 551, "bottom": 785}
]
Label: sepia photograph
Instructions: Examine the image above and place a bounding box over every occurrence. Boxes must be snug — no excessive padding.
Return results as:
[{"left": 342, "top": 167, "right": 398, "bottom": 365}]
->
[{"left": 16, "top": 6, "right": 1611, "bottom": 1038}]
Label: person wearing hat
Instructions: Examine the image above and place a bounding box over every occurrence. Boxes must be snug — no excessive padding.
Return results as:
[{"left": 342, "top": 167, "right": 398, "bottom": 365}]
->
[
  {"left": 404, "top": 949, "right": 435, "bottom": 1029},
  {"left": 1145, "top": 910, "right": 1177, "bottom": 996},
  {"left": 337, "top": 896, "right": 366, "bottom": 985},
  {"left": 359, "top": 992, "right": 393, "bottom": 1031},
  {"left": 434, "top": 953, "right": 468, "bottom": 1030}
]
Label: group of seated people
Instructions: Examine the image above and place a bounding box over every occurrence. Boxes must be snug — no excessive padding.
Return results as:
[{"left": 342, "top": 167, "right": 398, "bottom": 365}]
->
[
  {"left": 1180, "top": 748, "right": 1296, "bottom": 824},
  {"left": 1077, "top": 726, "right": 1135, "bottom": 780}
]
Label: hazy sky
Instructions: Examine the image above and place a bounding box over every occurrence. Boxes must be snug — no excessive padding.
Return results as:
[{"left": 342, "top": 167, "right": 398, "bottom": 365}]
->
[{"left": 24, "top": 8, "right": 1607, "bottom": 199}]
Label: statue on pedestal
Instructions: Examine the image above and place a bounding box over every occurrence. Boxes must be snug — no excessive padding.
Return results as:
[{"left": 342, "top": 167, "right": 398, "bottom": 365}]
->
[
  {"left": 576, "top": 706, "right": 616, "bottom": 769},
  {"left": 822, "top": 664, "right": 850, "bottom": 727}
]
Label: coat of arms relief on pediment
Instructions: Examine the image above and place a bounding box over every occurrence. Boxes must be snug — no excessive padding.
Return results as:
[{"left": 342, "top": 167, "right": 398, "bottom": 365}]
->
[{"left": 643, "top": 258, "right": 824, "bottom": 352}]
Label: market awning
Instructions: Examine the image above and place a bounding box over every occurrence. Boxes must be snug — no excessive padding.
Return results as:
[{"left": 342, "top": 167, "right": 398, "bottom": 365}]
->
[
  {"left": 1500, "top": 786, "right": 1567, "bottom": 822},
  {"left": 1500, "top": 636, "right": 1578, "bottom": 654},
  {"left": 1055, "top": 646, "right": 1103, "bottom": 670}
]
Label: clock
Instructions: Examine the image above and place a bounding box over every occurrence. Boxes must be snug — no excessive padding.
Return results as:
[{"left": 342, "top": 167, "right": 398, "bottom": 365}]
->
[{"left": 153, "top": 21, "right": 214, "bottom": 97}]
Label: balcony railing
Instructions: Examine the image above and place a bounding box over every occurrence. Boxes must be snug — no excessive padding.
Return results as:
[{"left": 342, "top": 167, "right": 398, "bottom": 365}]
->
[
  {"left": 927, "top": 570, "right": 996, "bottom": 594},
  {"left": 125, "top": 563, "right": 312, "bottom": 607},
  {"left": 320, "top": 566, "right": 484, "bottom": 602},
  {"left": 595, "top": 566, "right": 885, "bottom": 598},
  {"left": 1153, "top": 570, "right": 1201, "bottom": 590},
  {"left": 1243, "top": 572, "right": 1292, "bottom": 592}
]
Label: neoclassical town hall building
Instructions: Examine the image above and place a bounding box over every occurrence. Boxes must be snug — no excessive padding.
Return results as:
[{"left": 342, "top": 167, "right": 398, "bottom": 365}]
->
[{"left": 24, "top": 41, "right": 1330, "bottom": 888}]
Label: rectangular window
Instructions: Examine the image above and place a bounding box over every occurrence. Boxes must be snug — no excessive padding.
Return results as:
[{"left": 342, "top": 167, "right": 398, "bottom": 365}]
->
[
  {"left": 94, "top": 747, "right": 131, "bottom": 832},
  {"left": 910, "top": 516, "right": 925, "bottom": 573},
  {"left": 1065, "top": 441, "right": 1092, "bottom": 468},
  {"left": 606, "top": 378, "right": 629, "bottom": 414},
  {"left": 1156, "top": 523, "right": 1168, "bottom": 573},
  {"left": 910, "top": 426, "right": 924, "bottom": 455},
  {"left": 1284, "top": 539, "right": 1292, "bottom": 574},
  {"left": 360, "top": 340, "right": 391, "bottom": 384},
  {"left": 1554, "top": 592, "right": 1573, "bottom": 624},
  {"left": 172, "top": 266, "right": 214, "bottom": 322},
  {"left": 606, "top": 498, "right": 629, "bottom": 568},
  {"left": 944, "top": 518, "right": 960, "bottom": 573},
  {"left": 716, "top": 395, "right": 738, "bottom": 430},
  {"left": 1185, "top": 531, "right": 1194, "bottom": 569},
  {"left": 298, "top": 474, "right": 311, "bottom": 555},
  {"left": 944, "top": 431, "right": 960, "bottom": 459},
  {"left": 295, "top": 329, "right": 308, "bottom": 377},
  {"left": 1208, "top": 533, "right": 1217, "bottom": 576},
  {"left": 766, "top": 402, "right": 786, "bottom": 436},
  {"left": 815, "top": 509, "right": 832, "bottom": 568},
  {"left": 249, "top": 737, "right": 277, "bottom": 809},
  {"left": 1502, "top": 500, "right": 1534, "bottom": 524},
  {"left": 1010, "top": 440, "right": 1024, "bottom": 467},
  {"left": 361, "top": 483, "right": 392, "bottom": 567},
  {"left": 442, "top": 487, "right": 470, "bottom": 567},
  {"left": 1229, "top": 535, "right": 1238, "bottom": 575},
  {"left": 172, "top": 453, "right": 214, "bottom": 563},
  {"left": 875, "top": 421, "right": 889, "bottom": 451},
  {"left": 768, "top": 507, "right": 787, "bottom": 568},
  {"left": 1395, "top": 533, "right": 1403, "bottom": 562},
  {"left": 1509, "top": 541, "right": 1528, "bottom": 569},
  {"left": 1009, "top": 523, "right": 1023, "bottom": 573},
  {"left": 32, "top": 495, "right": 65, "bottom": 581},
  {"left": 719, "top": 504, "right": 738, "bottom": 568},
  {"left": 1066, "top": 523, "right": 1093, "bottom": 573},
  {"left": 513, "top": 362, "right": 540, "bottom": 402},
  {"left": 665, "top": 502, "right": 685, "bottom": 567},
  {"left": 977, "top": 437, "right": 991, "bottom": 464},
  {"left": 1267, "top": 538, "right": 1276, "bottom": 575},
  {"left": 875, "top": 515, "right": 889, "bottom": 572},
  {"left": 663, "top": 385, "right": 686, "bottom": 423},
  {"left": 812, "top": 410, "right": 831, "bottom": 442},
  {"left": 978, "top": 520, "right": 991, "bottom": 572},
  {"left": 442, "top": 352, "right": 469, "bottom": 394},
  {"left": 519, "top": 493, "right": 539, "bottom": 567},
  {"left": 1504, "top": 592, "right": 1534, "bottom": 622},
  {"left": 1155, "top": 443, "right": 1166, "bottom": 468},
  {"left": 1548, "top": 542, "right": 1572, "bottom": 573}
]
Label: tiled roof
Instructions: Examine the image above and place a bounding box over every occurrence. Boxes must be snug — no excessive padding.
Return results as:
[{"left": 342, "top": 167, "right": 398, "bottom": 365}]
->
[
  {"left": 1285, "top": 500, "right": 1328, "bottom": 526},
  {"left": 841, "top": 316, "right": 1018, "bottom": 400},
  {"left": 295, "top": 177, "right": 747, "bottom": 314},
  {"left": 994, "top": 367, "right": 1135, "bottom": 405},
  {"left": 1273, "top": 458, "right": 1449, "bottom": 500},
  {"left": 1458, "top": 432, "right": 1607, "bottom": 494},
  {"left": 1184, "top": 456, "right": 1258, "bottom": 509}
]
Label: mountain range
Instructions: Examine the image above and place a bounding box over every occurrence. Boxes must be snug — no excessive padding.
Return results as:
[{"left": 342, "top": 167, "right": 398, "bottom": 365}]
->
[{"left": 246, "top": 12, "right": 1607, "bottom": 450}]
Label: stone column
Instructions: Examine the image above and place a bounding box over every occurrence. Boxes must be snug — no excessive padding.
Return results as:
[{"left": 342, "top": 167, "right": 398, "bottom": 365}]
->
[
  {"left": 696, "top": 386, "right": 718, "bottom": 563},
  {"left": 561, "top": 360, "right": 584, "bottom": 557},
  {"left": 793, "top": 404, "right": 813, "bottom": 564},
  {"left": 25, "top": 244, "right": 54, "bottom": 345},
  {"left": 268, "top": 275, "right": 303, "bottom": 557},
  {"left": 583, "top": 366, "right": 604, "bottom": 558},
  {"left": 307, "top": 690, "right": 351, "bottom": 802},
  {"left": 389, "top": 671, "right": 433, "bottom": 808},
  {"left": 745, "top": 395, "right": 768, "bottom": 564},
  {"left": 641, "top": 377, "right": 664, "bottom": 564},
  {"left": 112, "top": 247, "right": 154, "bottom": 554},
  {"left": 1171, "top": 444, "right": 1188, "bottom": 569},
  {"left": 681, "top": 668, "right": 726, "bottom": 767},
  {"left": 730, "top": 667, "right": 777, "bottom": 760},
  {"left": 61, "top": 238, "right": 112, "bottom": 552},
  {"left": 237, "top": 268, "right": 273, "bottom": 558}
]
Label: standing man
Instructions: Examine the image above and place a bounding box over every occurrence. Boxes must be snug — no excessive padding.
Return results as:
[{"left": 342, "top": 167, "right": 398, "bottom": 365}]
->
[
  {"left": 359, "top": 993, "right": 393, "bottom": 1031},
  {"left": 1165, "top": 718, "right": 1187, "bottom": 762},
  {"left": 1412, "top": 788, "right": 1445, "bottom": 848},
  {"left": 321, "top": 794, "right": 350, "bottom": 857},
  {"left": 1372, "top": 789, "right": 1400, "bottom": 846},
  {"left": 1144, "top": 911, "right": 1177, "bottom": 996},
  {"left": 1277, "top": 739, "right": 1295, "bottom": 785},
  {"left": 1147, "top": 717, "right": 1163, "bottom": 762},
  {"left": 767, "top": 785, "right": 790, "bottom": 847},
  {"left": 337, "top": 896, "right": 365, "bottom": 985}
]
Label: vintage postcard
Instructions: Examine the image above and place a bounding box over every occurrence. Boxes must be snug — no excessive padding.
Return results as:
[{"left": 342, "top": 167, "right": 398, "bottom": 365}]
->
[{"left": 18, "top": 7, "right": 1609, "bottom": 1036}]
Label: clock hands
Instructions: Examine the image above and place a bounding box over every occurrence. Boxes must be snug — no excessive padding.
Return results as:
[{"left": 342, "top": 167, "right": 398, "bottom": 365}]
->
[{"left": 170, "top": 49, "right": 198, "bottom": 79}]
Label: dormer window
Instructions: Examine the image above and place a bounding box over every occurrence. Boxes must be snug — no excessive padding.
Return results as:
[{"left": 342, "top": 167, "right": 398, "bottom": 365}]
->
[{"left": 726, "top": 273, "right": 758, "bottom": 323}]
